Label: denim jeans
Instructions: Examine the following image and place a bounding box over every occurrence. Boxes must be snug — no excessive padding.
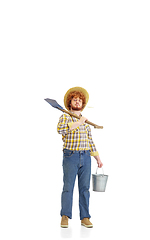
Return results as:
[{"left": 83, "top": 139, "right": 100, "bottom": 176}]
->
[{"left": 61, "top": 149, "right": 91, "bottom": 220}]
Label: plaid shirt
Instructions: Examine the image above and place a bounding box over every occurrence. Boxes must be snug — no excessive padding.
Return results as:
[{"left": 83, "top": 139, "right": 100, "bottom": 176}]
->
[{"left": 57, "top": 113, "right": 98, "bottom": 156}]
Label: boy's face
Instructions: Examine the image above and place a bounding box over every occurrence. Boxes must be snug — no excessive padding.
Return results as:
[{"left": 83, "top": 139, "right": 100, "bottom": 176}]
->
[{"left": 70, "top": 96, "right": 83, "bottom": 111}]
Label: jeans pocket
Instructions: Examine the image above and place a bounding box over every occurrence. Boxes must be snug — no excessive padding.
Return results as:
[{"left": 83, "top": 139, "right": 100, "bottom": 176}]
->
[
  {"left": 63, "top": 149, "right": 74, "bottom": 158},
  {"left": 85, "top": 150, "right": 91, "bottom": 157}
]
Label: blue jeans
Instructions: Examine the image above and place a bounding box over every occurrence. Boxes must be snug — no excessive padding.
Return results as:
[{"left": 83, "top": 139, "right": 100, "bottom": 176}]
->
[{"left": 61, "top": 149, "right": 91, "bottom": 220}]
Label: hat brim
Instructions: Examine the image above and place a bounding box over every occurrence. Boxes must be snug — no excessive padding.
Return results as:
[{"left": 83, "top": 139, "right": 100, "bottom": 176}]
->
[{"left": 64, "top": 86, "right": 89, "bottom": 111}]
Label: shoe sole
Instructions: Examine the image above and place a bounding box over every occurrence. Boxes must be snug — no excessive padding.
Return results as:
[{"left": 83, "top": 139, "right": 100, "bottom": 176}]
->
[
  {"left": 81, "top": 223, "right": 93, "bottom": 228},
  {"left": 61, "top": 225, "right": 68, "bottom": 228}
]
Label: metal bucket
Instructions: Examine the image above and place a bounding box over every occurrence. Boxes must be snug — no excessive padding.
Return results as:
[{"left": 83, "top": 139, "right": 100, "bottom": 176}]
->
[{"left": 92, "top": 167, "right": 108, "bottom": 192}]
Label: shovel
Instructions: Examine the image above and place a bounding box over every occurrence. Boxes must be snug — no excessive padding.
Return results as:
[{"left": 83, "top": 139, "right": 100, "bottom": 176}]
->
[{"left": 44, "top": 98, "right": 103, "bottom": 129}]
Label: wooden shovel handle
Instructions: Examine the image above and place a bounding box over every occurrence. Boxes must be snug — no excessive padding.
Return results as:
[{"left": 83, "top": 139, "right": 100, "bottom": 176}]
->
[{"left": 61, "top": 109, "right": 103, "bottom": 129}]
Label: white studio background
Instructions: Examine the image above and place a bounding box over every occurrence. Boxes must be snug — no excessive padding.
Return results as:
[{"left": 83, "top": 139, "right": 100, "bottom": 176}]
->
[{"left": 0, "top": 1, "right": 150, "bottom": 239}]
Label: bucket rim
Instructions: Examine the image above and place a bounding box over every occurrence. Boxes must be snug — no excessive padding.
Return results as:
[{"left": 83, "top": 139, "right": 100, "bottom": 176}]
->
[{"left": 92, "top": 173, "right": 108, "bottom": 177}]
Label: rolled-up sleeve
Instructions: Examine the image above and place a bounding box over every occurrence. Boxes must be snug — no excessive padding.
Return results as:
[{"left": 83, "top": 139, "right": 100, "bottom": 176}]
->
[
  {"left": 57, "top": 114, "right": 72, "bottom": 135},
  {"left": 86, "top": 125, "right": 99, "bottom": 156}
]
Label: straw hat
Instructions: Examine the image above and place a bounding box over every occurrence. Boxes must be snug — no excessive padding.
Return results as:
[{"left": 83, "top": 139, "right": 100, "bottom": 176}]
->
[{"left": 64, "top": 86, "right": 89, "bottom": 111}]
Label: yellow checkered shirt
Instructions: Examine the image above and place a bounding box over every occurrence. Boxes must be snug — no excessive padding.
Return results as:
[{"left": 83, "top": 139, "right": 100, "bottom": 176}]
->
[{"left": 57, "top": 113, "right": 98, "bottom": 156}]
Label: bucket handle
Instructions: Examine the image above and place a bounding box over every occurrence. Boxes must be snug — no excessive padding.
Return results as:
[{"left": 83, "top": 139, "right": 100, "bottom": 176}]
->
[{"left": 96, "top": 167, "right": 104, "bottom": 175}]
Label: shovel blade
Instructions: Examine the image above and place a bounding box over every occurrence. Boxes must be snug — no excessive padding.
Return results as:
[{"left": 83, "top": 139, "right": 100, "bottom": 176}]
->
[{"left": 44, "top": 98, "right": 64, "bottom": 110}]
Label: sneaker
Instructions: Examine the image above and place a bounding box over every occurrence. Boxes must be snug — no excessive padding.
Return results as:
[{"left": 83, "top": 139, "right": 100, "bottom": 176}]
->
[
  {"left": 61, "top": 215, "right": 69, "bottom": 228},
  {"left": 81, "top": 218, "right": 93, "bottom": 228}
]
